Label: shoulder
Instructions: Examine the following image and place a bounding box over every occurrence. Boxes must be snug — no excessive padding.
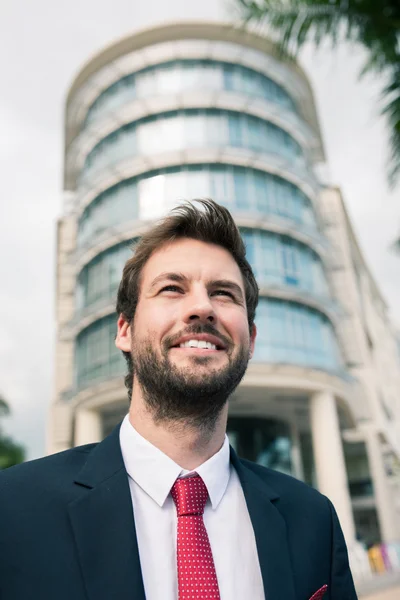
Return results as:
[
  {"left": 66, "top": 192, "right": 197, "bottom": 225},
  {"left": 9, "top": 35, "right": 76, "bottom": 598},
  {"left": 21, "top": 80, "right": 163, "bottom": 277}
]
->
[{"left": 0, "top": 443, "right": 97, "bottom": 495}]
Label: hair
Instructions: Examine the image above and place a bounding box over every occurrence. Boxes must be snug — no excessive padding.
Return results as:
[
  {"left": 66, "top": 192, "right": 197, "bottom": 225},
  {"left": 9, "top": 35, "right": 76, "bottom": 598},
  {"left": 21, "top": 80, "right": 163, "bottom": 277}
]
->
[{"left": 116, "top": 198, "right": 259, "bottom": 400}]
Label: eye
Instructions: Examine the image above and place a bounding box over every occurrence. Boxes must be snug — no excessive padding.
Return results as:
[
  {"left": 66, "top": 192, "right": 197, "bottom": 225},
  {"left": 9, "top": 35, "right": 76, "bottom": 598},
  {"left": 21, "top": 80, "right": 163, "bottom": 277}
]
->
[
  {"left": 160, "top": 285, "right": 182, "bottom": 293},
  {"left": 213, "top": 290, "right": 234, "bottom": 299}
]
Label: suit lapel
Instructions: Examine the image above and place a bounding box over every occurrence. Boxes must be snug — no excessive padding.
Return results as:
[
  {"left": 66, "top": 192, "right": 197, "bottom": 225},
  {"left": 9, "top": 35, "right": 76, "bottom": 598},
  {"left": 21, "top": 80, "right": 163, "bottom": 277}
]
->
[
  {"left": 67, "top": 426, "right": 296, "bottom": 600},
  {"left": 231, "top": 450, "right": 296, "bottom": 600},
  {"left": 68, "top": 426, "right": 145, "bottom": 600}
]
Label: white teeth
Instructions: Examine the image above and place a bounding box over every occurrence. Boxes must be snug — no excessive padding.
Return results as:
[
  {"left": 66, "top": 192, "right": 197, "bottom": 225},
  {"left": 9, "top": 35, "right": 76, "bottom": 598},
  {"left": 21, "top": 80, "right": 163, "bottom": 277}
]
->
[
  {"left": 179, "top": 340, "right": 217, "bottom": 350},
  {"left": 206, "top": 342, "right": 217, "bottom": 350}
]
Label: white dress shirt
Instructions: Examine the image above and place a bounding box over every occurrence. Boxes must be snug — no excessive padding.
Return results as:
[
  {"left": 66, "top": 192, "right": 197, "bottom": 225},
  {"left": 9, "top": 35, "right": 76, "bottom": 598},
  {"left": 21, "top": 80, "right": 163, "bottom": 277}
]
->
[{"left": 119, "top": 415, "right": 265, "bottom": 599}]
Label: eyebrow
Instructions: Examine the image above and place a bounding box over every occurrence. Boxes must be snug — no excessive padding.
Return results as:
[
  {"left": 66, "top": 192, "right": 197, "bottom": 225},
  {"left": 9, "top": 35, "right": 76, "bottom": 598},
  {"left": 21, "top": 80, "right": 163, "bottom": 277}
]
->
[
  {"left": 210, "top": 279, "right": 244, "bottom": 301},
  {"left": 149, "top": 272, "right": 187, "bottom": 291},
  {"left": 148, "top": 272, "right": 245, "bottom": 301}
]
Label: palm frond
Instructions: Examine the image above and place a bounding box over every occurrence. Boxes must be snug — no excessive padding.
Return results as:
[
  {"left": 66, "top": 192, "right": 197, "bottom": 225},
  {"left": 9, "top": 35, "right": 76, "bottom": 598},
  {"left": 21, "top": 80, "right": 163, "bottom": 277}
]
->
[
  {"left": 235, "top": 0, "right": 400, "bottom": 185},
  {"left": 382, "top": 73, "right": 400, "bottom": 187},
  {"left": 0, "top": 396, "right": 10, "bottom": 418},
  {"left": 236, "top": 0, "right": 361, "bottom": 53}
]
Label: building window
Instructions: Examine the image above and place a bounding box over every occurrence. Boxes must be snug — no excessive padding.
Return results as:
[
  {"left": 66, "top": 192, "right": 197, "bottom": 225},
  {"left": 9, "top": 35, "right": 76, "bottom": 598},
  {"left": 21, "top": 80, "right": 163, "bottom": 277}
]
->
[
  {"left": 77, "top": 180, "right": 139, "bottom": 249},
  {"left": 84, "top": 59, "right": 297, "bottom": 127},
  {"left": 77, "top": 164, "right": 316, "bottom": 249},
  {"left": 76, "top": 228, "right": 327, "bottom": 315},
  {"left": 80, "top": 110, "right": 303, "bottom": 184},
  {"left": 253, "top": 298, "right": 343, "bottom": 372},
  {"left": 227, "top": 416, "right": 293, "bottom": 475},
  {"left": 75, "top": 315, "right": 125, "bottom": 390},
  {"left": 240, "top": 229, "right": 329, "bottom": 296},
  {"left": 76, "top": 242, "right": 135, "bottom": 313},
  {"left": 74, "top": 296, "right": 342, "bottom": 391}
]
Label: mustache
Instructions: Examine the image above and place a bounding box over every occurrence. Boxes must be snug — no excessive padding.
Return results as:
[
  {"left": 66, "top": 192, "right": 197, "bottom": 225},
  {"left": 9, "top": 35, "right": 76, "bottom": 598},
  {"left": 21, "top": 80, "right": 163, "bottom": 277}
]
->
[{"left": 164, "top": 323, "right": 232, "bottom": 351}]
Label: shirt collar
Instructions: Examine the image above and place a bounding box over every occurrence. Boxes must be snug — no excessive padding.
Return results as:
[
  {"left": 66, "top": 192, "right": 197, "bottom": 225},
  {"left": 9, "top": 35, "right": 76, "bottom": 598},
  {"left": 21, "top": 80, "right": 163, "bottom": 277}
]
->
[{"left": 119, "top": 414, "right": 231, "bottom": 509}]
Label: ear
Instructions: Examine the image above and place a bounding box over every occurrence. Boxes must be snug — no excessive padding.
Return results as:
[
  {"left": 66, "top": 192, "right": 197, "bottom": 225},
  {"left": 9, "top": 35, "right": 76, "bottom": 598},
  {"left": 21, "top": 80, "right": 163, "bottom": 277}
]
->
[
  {"left": 249, "top": 324, "right": 257, "bottom": 360},
  {"left": 115, "top": 314, "right": 132, "bottom": 352}
]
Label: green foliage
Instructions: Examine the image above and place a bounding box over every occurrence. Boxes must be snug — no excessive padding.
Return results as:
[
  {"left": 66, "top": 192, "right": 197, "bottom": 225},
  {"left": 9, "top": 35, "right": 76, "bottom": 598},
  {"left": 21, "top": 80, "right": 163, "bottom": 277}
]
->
[
  {"left": 0, "top": 396, "right": 10, "bottom": 417},
  {"left": 0, "top": 394, "right": 25, "bottom": 470},
  {"left": 0, "top": 436, "right": 25, "bottom": 470},
  {"left": 236, "top": 0, "right": 400, "bottom": 186}
]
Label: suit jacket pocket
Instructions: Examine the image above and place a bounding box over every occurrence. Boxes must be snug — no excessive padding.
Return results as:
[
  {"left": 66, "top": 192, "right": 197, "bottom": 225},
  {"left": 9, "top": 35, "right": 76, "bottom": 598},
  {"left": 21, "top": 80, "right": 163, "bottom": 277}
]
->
[{"left": 309, "top": 584, "right": 328, "bottom": 600}]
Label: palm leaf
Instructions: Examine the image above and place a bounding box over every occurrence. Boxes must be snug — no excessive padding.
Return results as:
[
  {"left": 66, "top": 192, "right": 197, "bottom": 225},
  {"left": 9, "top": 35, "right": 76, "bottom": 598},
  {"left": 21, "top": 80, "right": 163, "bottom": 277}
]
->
[
  {"left": 235, "top": 0, "right": 400, "bottom": 185},
  {"left": 0, "top": 395, "right": 10, "bottom": 418},
  {"left": 382, "top": 71, "right": 400, "bottom": 186}
]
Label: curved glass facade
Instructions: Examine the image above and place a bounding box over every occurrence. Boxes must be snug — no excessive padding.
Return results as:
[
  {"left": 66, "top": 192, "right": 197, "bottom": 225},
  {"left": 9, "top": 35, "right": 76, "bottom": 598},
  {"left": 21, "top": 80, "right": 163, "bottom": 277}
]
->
[
  {"left": 78, "top": 183, "right": 138, "bottom": 249},
  {"left": 77, "top": 165, "right": 317, "bottom": 249},
  {"left": 75, "top": 298, "right": 341, "bottom": 390},
  {"left": 75, "top": 314, "right": 125, "bottom": 389},
  {"left": 241, "top": 229, "right": 329, "bottom": 296},
  {"left": 85, "top": 60, "right": 297, "bottom": 127},
  {"left": 76, "top": 242, "right": 134, "bottom": 312},
  {"left": 80, "top": 109, "right": 303, "bottom": 184},
  {"left": 254, "top": 298, "right": 342, "bottom": 371},
  {"left": 76, "top": 230, "right": 328, "bottom": 315},
  {"left": 70, "top": 35, "right": 343, "bottom": 396}
]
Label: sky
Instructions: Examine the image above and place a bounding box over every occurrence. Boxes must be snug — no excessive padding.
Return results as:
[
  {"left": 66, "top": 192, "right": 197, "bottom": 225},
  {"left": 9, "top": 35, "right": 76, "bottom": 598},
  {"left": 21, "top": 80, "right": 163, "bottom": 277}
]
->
[{"left": 0, "top": 0, "right": 399, "bottom": 460}]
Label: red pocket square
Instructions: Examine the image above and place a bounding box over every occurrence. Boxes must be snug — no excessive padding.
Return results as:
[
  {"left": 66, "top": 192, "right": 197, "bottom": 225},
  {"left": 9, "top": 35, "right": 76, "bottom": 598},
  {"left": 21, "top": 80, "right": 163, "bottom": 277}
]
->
[{"left": 309, "top": 585, "right": 328, "bottom": 600}]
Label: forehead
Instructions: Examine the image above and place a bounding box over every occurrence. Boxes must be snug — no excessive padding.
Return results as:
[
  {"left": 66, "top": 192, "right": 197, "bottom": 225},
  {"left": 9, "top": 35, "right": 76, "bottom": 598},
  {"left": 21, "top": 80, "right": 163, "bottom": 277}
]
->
[{"left": 141, "top": 238, "right": 244, "bottom": 287}]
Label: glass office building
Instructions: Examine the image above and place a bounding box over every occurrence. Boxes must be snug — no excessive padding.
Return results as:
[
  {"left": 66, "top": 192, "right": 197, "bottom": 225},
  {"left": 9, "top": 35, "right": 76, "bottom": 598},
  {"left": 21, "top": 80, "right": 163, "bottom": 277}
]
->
[{"left": 50, "top": 23, "right": 400, "bottom": 562}]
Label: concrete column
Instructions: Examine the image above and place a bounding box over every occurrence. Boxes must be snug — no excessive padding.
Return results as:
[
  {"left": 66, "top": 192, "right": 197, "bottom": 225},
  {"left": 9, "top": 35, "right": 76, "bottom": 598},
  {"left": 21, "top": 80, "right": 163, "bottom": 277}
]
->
[
  {"left": 74, "top": 408, "right": 102, "bottom": 446},
  {"left": 290, "top": 421, "right": 304, "bottom": 481},
  {"left": 46, "top": 403, "right": 73, "bottom": 455},
  {"left": 363, "top": 426, "right": 400, "bottom": 543},
  {"left": 310, "top": 390, "right": 356, "bottom": 544}
]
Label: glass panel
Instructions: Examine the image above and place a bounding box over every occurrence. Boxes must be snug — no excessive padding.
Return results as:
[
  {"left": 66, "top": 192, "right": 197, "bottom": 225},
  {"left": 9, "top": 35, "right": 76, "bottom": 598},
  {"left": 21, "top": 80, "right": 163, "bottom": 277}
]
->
[
  {"left": 227, "top": 416, "right": 293, "bottom": 476},
  {"left": 186, "top": 168, "right": 212, "bottom": 199},
  {"left": 253, "top": 299, "right": 343, "bottom": 371},
  {"left": 228, "top": 112, "right": 242, "bottom": 147},
  {"left": 164, "top": 172, "right": 189, "bottom": 209},
  {"left": 211, "top": 167, "right": 234, "bottom": 207},
  {"left": 81, "top": 110, "right": 303, "bottom": 182},
  {"left": 154, "top": 63, "right": 182, "bottom": 94},
  {"left": 185, "top": 113, "right": 207, "bottom": 148},
  {"left": 139, "top": 174, "right": 168, "bottom": 220},
  {"left": 78, "top": 165, "right": 318, "bottom": 249},
  {"left": 84, "top": 60, "right": 297, "bottom": 128},
  {"left": 233, "top": 168, "right": 251, "bottom": 212},
  {"left": 75, "top": 315, "right": 125, "bottom": 389},
  {"left": 77, "top": 180, "right": 138, "bottom": 249},
  {"left": 77, "top": 243, "right": 133, "bottom": 311}
]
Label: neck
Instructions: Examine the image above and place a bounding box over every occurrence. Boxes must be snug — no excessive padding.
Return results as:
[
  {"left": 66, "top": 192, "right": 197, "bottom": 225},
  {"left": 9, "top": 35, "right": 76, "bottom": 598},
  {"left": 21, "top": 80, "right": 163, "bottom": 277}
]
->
[{"left": 128, "top": 387, "right": 228, "bottom": 470}]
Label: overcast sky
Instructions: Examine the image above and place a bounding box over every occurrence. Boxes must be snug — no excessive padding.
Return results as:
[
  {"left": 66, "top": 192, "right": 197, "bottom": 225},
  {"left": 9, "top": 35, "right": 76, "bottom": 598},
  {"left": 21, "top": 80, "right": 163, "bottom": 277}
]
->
[{"left": 0, "top": 0, "right": 399, "bottom": 460}]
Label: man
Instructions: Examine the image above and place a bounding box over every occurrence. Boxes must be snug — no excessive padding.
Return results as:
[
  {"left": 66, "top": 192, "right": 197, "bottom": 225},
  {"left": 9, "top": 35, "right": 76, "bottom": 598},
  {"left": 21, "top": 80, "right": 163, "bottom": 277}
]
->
[{"left": 0, "top": 200, "right": 357, "bottom": 599}]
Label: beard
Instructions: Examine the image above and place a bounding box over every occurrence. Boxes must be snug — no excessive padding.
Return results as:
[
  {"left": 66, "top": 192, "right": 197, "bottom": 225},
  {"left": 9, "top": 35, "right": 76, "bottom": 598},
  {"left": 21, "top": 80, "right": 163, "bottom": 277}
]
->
[{"left": 130, "top": 324, "right": 251, "bottom": 431}]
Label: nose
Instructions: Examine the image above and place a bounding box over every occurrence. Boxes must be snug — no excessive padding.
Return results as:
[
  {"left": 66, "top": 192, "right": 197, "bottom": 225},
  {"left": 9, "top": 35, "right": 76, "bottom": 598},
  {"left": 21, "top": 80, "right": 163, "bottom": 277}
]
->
[{"left": 182, "top": 287, "right": 216, "bottom": 324}]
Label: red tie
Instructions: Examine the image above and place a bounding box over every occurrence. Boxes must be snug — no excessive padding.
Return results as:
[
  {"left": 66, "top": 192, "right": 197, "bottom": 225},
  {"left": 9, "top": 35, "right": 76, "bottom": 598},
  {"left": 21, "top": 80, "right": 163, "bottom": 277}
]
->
[{"left": 171, "top": 475, "right": 221, "bottom": 599}]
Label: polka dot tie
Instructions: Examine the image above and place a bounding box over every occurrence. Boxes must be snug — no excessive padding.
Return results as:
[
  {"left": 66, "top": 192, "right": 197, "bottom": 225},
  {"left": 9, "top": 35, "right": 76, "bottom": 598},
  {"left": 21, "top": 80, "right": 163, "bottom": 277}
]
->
[{"left": 171, "top": 475, "right": 221, "bottom": 599}]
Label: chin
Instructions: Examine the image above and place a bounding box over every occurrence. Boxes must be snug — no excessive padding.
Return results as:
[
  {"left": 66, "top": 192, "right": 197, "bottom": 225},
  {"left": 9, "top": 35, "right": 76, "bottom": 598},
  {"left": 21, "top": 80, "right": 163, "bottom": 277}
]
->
[{"left": 180, "top": 356, "right": 222, "bottom": 366}]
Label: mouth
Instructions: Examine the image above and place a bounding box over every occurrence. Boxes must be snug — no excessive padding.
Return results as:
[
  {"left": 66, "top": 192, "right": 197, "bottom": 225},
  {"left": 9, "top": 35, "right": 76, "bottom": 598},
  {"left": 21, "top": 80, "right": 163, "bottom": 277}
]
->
[
  {"left": 170, "top": 346, "right": 222, "bottom": 355},
  {"left": 169, "top": 334, "right": 227, "bottom": 353}
]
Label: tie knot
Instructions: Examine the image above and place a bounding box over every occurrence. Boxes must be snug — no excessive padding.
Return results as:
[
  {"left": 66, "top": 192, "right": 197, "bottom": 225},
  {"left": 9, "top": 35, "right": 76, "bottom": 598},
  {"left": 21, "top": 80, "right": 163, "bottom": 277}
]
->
[{"left": 171, "top": 475, "right": 209, "bottom": 517}]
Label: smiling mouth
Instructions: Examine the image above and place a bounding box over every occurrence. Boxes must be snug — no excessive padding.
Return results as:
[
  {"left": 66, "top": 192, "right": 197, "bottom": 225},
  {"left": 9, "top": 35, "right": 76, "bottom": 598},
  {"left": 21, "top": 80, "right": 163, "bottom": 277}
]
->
[
  {"left": 168, "top": 329, "right": 230, "bottom": 353},
  {"left": 171, "top": 347, "right": 224, "bottom": 354},
  {"left": 171, "top": 340, "right": 225, "bottom": 352}
]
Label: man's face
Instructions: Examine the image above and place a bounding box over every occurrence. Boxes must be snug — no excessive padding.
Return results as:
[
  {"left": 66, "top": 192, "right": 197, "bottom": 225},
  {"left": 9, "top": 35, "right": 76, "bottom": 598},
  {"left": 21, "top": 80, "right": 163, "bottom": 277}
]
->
[{"left": 116, "top": 238, "right": 256, "bottom": 426}]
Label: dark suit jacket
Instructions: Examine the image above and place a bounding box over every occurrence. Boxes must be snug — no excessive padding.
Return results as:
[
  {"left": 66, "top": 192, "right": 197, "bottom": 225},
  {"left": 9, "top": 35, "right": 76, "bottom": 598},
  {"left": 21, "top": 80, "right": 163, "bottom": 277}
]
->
[{"left": 0, "top": 424, "right": 357, "bottom": 600}]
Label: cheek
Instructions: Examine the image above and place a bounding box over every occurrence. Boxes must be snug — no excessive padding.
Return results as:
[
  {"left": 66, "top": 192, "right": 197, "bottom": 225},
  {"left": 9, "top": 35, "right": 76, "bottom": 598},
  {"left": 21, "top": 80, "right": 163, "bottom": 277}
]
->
[
  {"left": 222, "top": 311, "right": 250, "bottom": 344},
  {"left": 135, "top": 304, "right": 178, "bottom": 340}
]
